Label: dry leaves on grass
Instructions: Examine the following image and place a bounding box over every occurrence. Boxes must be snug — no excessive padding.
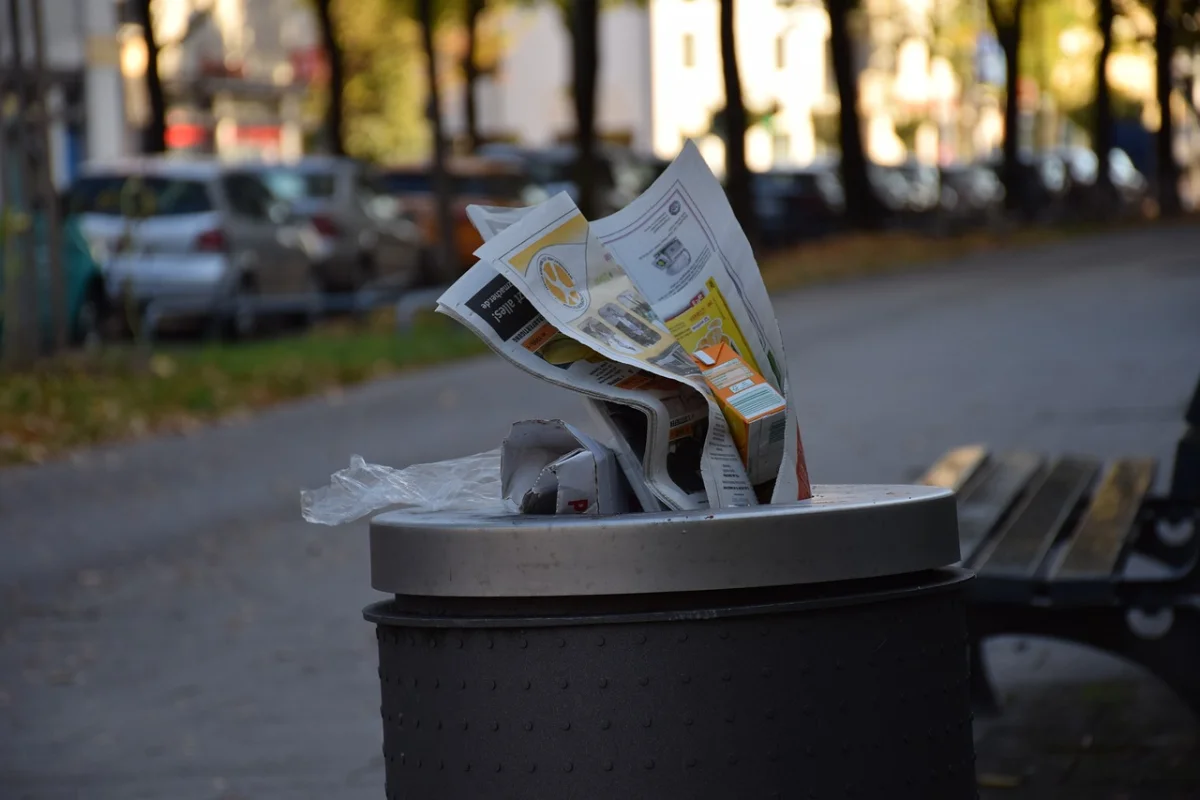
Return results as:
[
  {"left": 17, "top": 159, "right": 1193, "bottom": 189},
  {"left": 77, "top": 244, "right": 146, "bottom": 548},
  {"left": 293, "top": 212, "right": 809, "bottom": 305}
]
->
[{"left": 0, "top": 318, "right": 486, "bottom": 467}]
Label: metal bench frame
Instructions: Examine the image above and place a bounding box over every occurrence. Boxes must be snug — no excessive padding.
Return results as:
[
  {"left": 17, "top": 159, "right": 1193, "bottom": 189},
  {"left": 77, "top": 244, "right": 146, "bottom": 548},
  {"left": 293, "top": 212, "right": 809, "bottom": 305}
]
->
[{"left": 922, "top": 378, "right": 1200, "bottom": 717}]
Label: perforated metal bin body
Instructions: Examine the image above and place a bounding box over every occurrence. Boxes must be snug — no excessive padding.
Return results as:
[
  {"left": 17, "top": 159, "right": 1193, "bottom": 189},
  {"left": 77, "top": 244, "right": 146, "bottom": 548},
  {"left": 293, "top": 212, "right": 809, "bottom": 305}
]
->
[{"left": 364, "top": 485, "right": 977, "bottom": 800}]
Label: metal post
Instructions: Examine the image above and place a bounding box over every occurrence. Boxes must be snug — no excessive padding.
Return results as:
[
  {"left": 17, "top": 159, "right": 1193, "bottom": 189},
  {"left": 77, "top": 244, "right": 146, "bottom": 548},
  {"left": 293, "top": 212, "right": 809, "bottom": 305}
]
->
[
  {"left": 31, "top": 0, "right": 67, "bottom": 352},
  {"left": 3, "top": 0, "right": 40, "bottom": 366}
]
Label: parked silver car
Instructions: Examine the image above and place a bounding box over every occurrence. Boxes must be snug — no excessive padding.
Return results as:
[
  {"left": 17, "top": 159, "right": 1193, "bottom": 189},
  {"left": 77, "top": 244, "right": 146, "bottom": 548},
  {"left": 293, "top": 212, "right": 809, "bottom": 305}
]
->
[
  {"left": 68, "top": 158, "right": 323, "bottom": 336},
  {"left": 249, "top": 157, "right": 426, "bottom": 293}
]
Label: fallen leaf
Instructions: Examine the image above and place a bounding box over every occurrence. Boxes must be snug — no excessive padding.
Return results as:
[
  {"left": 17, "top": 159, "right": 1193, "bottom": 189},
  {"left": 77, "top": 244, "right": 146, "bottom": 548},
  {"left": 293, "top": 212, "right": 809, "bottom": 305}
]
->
[
  {"left": 149, "top": 354, "right": 177, "bottom": 378},
  {"left": 977, "top": 773, "right": 1024, "bottom": 789}
]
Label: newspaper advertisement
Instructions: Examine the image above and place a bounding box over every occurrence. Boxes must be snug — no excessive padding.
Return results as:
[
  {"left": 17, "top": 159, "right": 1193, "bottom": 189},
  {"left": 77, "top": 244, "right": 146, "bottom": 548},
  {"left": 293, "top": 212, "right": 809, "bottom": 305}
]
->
[
  {"left": 590, "top": 140, "right": 812, "bottom": 502},
  {"left": 471, "top": 192, "right": 758, "bottom": 510},
  {"left": 437, "top": 206, "right": 703, "bottom": 511}
]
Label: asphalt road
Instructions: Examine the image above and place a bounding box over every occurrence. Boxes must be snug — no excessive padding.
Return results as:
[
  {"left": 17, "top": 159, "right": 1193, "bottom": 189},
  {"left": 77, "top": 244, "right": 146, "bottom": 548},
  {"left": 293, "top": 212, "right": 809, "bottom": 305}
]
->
[{"left": 1, "top": 226, "right": 1198, "bottom": 799}]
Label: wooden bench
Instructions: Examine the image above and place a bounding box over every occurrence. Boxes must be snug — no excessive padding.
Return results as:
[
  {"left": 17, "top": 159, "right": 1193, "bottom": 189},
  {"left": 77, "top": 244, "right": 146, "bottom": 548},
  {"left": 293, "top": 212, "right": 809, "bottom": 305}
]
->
[{"left": 921, "top": 378, "right": 1200, "bottom": 716}]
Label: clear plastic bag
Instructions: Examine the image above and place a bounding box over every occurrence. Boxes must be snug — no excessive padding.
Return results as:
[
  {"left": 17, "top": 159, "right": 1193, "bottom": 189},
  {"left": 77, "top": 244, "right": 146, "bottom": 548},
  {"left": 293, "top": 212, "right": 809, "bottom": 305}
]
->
[{"left": 300, "top": 450, "right": 511, "bottom": 525}]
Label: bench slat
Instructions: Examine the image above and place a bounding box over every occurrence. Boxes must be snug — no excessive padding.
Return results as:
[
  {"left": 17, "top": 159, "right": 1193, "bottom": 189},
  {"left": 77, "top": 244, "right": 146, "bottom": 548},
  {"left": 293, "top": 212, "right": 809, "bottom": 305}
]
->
[
  {"left": 1049, "top": 458, "right": 1157, "bottom": 581},
  {"left": 920, "top": 444, "right": 989, "bottom": 492},
  {"left": 954, "top": 451, "right": 1044, "bottom": 563},
  {"left": 971, "top": 456, "right": 1100, "bottom": 579}
]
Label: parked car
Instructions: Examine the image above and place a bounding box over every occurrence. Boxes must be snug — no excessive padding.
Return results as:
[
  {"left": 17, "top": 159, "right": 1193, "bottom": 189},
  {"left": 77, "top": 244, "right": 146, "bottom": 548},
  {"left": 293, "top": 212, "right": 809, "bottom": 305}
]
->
[
  {"left": 1051, "top": 146, "right": 1149, "bottom": 214},
  {"left": 866, "top": 164, "right": 913, "bottom": 219},
  {"left": 985, "top": 152, "right": 1069, "bottom": 220},
  {"left": 249, "top": 156, "right": 427, "bottom": 293},
  {"left": 376, "top": 156, "right": 535, "bottom": 282},
  {"left": 752, "top": 164, "right": 844, "bottom": 247},
  {"left": 938, "top": 164, "right": 1005, "bottom": 229},
  {"left": 0, "top": 211, "right": 106, "bottom": 350},
  {"left": 67, "top": 158, "right": 320, "bottom": 337},
  {"left": 476, "top": 142, "right": 646, "bottom": 217},
  {"left": 895, "top": 161, "right": 941, "bottom": 215}
]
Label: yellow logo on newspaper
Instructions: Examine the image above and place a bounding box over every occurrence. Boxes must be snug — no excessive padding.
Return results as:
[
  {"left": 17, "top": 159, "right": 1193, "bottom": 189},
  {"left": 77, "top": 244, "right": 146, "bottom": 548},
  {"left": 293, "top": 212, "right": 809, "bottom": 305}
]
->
[{"left": 539, "top": 255, "right": 584, "bottom": 309}]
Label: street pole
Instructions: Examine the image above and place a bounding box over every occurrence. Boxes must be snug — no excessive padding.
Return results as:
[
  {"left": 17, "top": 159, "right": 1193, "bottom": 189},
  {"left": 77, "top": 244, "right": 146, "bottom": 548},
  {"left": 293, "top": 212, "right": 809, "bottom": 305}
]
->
[
  {"left": 3, "top": 0, "right": 40, "bottom": 367},
  {"left": 31, "top": 0, "right": 67, "bottom": 352}
]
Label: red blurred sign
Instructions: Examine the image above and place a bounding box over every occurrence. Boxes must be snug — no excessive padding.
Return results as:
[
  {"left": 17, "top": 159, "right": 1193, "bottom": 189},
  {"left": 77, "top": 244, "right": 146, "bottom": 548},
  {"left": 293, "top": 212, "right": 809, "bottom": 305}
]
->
[
  {"left": 235, "top": 125, "right": 281, "bottom": 145},
  {"left": 166, "top": 123, "right": 210, "bottom": 149}
]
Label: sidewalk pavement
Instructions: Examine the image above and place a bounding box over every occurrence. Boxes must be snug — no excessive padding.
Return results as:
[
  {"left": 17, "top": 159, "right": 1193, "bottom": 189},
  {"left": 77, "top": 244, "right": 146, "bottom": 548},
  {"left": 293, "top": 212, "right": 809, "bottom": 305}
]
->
[{"left": 974, "top": 637, "right": 1199, "bottom": 799}]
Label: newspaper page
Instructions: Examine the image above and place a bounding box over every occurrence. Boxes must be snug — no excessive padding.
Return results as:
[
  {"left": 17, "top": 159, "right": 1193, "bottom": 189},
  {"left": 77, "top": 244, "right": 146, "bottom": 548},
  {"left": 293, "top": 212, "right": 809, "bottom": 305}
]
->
[
  {"left": 472, "top": 192, "right": 758, "bottom": 510},
  {"left": 438, "top": 263, "right": 709, "bottom": 511},
  {"left": 438, "top": 205, "right": 703, "bottom": 511},
  {"left": 590, "top": 140, "right": 812, "bottom": 502}
]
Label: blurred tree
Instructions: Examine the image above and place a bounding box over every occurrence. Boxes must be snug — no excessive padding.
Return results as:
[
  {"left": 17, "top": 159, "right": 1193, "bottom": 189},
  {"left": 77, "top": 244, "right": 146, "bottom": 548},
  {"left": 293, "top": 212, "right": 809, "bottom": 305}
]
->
[
  {"left": 720, "top": 0, "right": 754, "bottom": 240},
  {"left": 461, "top": 0, "right": 486, "bottom": 151},
  {"left": 29, "top": 0, "right": 65, "bottom": 352},
  {"left": 986, "top": 0, "right": 1026, "bottom": 213},
  {"left": 3, "top": 0, "right": 38, "bottom": 366},
  {"left": 543, "top": 0, "right": 646, "bottom": 217},
  {"left": 133, "top": 0, "right": 167, "bottom": 154},
  {"left": 414, "top": 0, "right": 458, "bottom": 280},
  {"left": 1094, "top": 0, "right": 1116, "bottom": 203},
  {"left": 828, "top": 0, "right": 885, "bottom": 229},
  {"left": 557, "top": 0, "right": 601, "bottom": 218},
  {"left": 313, "top": 0, "right": 347, "bottom": 155},
  {"left": 1064, "top": 84, "right": 1145, "bottom": 129},
  {"left": 331, "top": 0, "right": 427, "bottom": 162},
  {"left": 1152, "top": 0, "right": 1181, "bottom": 214}
]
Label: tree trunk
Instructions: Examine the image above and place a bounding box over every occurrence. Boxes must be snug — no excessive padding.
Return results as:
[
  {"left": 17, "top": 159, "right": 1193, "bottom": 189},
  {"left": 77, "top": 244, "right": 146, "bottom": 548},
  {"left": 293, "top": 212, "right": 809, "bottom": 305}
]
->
[
  {"left": 570, "top": 0, "right": 600, "bottom": 218},
  {"left": 719, "top": 0, "right": 755, "bottom": 240},
  {"left": 134, "top": 0, "right": 166, "bottom": 154},
  {"left": 3, "top": 0, "right": 39, "bottom": 366},
  {"left": 419, "top": 0, "right": 457, "bottom": 281},
  {"left": 313, "top": 0, "right": 346, "bottom": 156},
  {"left": 1154, "top": 0, "right": 1181, "bottom": 216},
  {"left": 828, "top": 0, "right": 883, "bottom": 230},
  {"left": 30, "top": 0, "right": 66, "bottom": 351},
  {"left": 462, "top": 0, "right": 484, "bottom": 153},
  {"left": 987, "top": 0, "right": 1024, "bottom": 215},
  {"left": 1094, "top": 0, "right": 1115, "bottom": 203}
]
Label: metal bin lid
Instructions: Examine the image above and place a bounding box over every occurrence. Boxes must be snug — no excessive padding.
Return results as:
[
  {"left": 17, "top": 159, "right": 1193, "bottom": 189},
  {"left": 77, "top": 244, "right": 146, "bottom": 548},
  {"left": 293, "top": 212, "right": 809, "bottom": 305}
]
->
[{"left": 369, "top": 484, "right": 959, "bottom": 598}]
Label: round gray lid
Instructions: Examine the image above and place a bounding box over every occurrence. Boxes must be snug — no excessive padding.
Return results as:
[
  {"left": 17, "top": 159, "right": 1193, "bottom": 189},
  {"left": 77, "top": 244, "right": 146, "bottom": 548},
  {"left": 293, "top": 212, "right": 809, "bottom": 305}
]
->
[{"left": 369, "top": 484, "right": 960, "bottom": 598}]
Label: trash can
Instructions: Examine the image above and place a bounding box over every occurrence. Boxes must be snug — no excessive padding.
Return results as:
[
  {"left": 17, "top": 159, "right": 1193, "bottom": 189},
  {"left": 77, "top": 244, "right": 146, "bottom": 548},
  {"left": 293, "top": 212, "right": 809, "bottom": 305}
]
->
[{"left": 364, "top": 484, "right": 976, "bottom": 799}]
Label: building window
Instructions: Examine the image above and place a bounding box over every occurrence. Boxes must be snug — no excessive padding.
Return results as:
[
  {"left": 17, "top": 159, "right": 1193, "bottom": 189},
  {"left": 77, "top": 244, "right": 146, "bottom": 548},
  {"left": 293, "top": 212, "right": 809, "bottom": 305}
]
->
[
  {"left": 683, "top": 34, "right": 695, "bottom": 68},
  {"left": 775, "top": 36, "right": 785, "bottom": 70},
  {"left": 773, "top": 133, "right": 791, "bottom": 163}
]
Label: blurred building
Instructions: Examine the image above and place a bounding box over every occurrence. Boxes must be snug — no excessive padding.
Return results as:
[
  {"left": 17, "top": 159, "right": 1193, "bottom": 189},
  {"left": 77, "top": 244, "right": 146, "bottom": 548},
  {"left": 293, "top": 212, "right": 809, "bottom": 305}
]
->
[
  {"left": 0, "top": 0, "right": 127, "bottom": 189},
  {"left": 119, "top": 0, "right": 323, "bottom": 161},
  {"left": 446, "top": 0, "right": 976, "bottom": 173},
  {"left": 442, "top": 3, "right": 654, "bottom": 155},
  {"left": 648, "top": 0, "right": 832, "bottom": 172},
  {"left": 1, "top": 0, "right": 324, "bottom": 188}
]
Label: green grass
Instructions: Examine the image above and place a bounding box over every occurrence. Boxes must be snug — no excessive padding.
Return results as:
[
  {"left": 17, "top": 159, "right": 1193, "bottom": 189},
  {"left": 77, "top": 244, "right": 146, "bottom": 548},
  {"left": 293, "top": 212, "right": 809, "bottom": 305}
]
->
[
  {"left": 757, "top": 214, "right": 1182, "bottom": 292},
  {"left": 0, "top": 312, "right": 487, "bottom": 466}
]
